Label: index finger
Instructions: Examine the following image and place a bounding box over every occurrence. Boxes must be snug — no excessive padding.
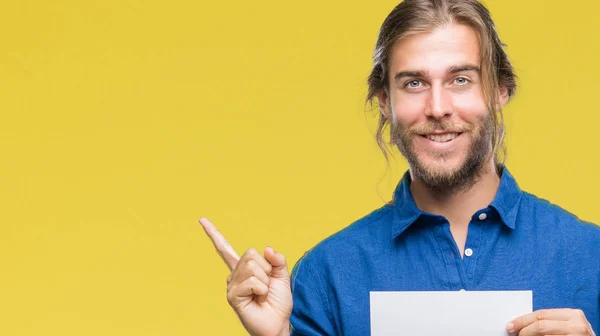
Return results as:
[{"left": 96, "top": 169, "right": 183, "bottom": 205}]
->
[{"left": 199, "top": 217, "right": 240, "bottom": 271}]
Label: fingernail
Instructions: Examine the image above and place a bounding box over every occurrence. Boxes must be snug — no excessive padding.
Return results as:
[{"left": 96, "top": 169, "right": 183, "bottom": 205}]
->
[{"left": 506, "top": 322, "right": 514, "bottom": 332}]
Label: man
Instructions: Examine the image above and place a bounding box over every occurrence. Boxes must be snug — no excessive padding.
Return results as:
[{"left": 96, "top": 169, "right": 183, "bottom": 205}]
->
[{"left": 200, "top": 0, "right": 600, "bottom": 335}]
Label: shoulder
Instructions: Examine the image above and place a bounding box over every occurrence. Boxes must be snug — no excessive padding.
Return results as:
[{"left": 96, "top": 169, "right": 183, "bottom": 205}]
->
[
  {"left": 519, "top": 191, "right": 600, "bottom": 246},
  {"left": 291, "top": 204, "right": 394, "bottom": 277}
]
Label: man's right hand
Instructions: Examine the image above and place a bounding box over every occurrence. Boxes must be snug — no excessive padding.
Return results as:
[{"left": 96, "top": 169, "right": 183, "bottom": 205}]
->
[{"left": 199, "top": 217, "right": 292, "bottom": 336}]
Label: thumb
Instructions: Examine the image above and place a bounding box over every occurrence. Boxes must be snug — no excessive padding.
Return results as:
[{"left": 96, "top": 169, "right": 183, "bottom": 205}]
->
[{"left": 264, "top": 246, "right": 290, "bottom": 280}]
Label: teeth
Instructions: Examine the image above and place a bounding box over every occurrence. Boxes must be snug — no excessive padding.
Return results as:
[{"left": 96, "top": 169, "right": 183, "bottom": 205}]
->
[{"left": 425, "top": 133, "right": 458, "bottom": 142}]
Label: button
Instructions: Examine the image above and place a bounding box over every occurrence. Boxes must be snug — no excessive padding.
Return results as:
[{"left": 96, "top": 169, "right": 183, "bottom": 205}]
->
[
  {"left": 465, "top": 248, "right": 473, "bottom": 257},
  {"left": 459, "top": 289, "right": 466, "bottom": 292},
  {"left": 478, "top": 213, "right": 487, "bottom": 220}
]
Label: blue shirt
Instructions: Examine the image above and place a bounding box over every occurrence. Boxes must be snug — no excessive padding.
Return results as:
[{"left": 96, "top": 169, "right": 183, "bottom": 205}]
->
[{"left": 290, "top": 168, "right": 600, "bottom": 335}]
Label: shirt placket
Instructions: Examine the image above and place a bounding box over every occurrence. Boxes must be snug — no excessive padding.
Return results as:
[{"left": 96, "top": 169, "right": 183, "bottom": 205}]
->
[
  {"left": 433, "top": 222, "right": 464, "bottom": 290},
  {"left": 462, "top": 214, "right": 485, "bottom": 289},
  {"left": 434, "top": 212, "right": 486, "bottom": 290}
]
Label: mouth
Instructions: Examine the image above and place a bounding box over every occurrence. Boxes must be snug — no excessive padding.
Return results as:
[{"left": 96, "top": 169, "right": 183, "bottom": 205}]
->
[{"left": 421, "top": 132, "right": 462, "bottom": 143}]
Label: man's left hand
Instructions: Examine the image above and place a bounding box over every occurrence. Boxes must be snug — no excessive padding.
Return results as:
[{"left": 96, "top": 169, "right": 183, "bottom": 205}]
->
[{"left": 506, "top": 308, "right": 595, "bottom": 336}]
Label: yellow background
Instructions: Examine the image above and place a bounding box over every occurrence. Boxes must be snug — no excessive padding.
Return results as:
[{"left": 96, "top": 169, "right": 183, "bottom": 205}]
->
[{"left": 0, "top": 0, "right": 598, "bottom": 335}]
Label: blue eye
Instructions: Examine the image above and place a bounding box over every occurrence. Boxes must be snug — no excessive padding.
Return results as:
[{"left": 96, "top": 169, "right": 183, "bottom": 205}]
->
[
  {"left": 406, "top": 80, "right": 421, "bottom": 88},
  {"left": 454, "top": 77, "right": 470, "bottom": 85}
]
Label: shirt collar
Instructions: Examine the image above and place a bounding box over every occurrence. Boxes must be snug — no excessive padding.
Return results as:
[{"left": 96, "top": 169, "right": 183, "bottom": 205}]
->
[
  {"left": 391, "top": 166, "right": 523, "bottom": 239},
  {"left": 390, "top": 170, "right": 424, "bottom": 239},
  {"left": 488, "top": 167, "right": 522, "bottom": 230}
]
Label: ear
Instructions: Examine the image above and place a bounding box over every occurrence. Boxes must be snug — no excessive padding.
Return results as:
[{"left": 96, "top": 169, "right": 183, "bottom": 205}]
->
[
  {"left": 498, "top": 86, "right": 509, "bottom": 109},
  {"left": 377, "top": 89, "right": 392, "bottom": 120}
]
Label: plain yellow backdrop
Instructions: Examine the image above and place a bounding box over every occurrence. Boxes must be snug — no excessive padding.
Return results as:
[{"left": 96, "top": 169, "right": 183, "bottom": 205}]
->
[{"left": 0, "top": 0, "right": 598, "bottom": 335}]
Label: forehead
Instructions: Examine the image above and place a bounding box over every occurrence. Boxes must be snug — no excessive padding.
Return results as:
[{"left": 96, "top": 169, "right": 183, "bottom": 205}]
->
[{"left": 389, "top": 24, "right": 481, "bottom": 75}]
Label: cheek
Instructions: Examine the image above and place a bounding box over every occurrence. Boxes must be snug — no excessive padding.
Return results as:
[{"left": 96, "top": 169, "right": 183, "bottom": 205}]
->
[
  {"left": 452, "top": 91, "right": 488, "bottom": 120},
  {"left": 392, "top": 94, "right": 427, "bottom": 125}
]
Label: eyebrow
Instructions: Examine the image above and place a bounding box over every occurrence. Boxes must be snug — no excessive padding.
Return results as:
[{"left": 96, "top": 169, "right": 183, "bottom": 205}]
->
[
  {"left": 448, "top": 64, "right": 480, "bottom": 74},
  {"left": 393, "top": 64, "right": 481, "bottom": 81}
]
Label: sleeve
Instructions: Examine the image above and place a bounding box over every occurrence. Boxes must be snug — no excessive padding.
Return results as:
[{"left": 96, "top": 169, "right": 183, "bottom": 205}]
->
[
  {"left": 595, "top": 271, "right": 600, "bottom": 336},
  {"left": 289, "top": 254, "right": 337, "bottom": 336}
]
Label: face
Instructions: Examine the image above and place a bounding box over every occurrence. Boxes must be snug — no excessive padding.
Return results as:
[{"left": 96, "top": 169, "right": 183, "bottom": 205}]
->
[{"left": 378, "top": 24, "right": 507, "bottom": 191}]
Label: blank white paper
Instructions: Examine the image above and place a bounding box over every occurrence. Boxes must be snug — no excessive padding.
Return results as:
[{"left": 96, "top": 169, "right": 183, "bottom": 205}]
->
[{"left": 370, "top": 290, "right": 532, "bottom": 336}]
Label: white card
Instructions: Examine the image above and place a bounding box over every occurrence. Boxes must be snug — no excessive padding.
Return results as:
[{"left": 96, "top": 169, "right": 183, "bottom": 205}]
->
[{"left": 370, "top": 290, "right": 532, "bottom": 336}]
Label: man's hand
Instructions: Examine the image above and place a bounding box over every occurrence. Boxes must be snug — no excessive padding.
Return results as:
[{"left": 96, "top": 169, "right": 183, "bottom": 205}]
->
[
  {"left": 507, "top": 308, "right": 596, "bottom": 336},
  {"left": 199, "top": 217, "right": 292, "bottom": 336}
]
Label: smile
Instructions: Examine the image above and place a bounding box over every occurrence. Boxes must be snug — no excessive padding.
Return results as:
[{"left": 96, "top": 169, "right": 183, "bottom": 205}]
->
[{"left": 422, "top": 133, "right": 461, "bottom": 143}]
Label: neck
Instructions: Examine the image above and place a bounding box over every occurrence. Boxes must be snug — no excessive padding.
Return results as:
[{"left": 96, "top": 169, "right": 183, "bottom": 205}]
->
[{"left": 409, "top": 159, "right": 501, "bottom": 226}]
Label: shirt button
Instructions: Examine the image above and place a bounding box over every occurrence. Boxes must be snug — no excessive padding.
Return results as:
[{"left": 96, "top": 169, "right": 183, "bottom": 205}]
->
[
  {"left": 478, "top": 213, "right": 487, "bottom": 220},
  {"left": 465, "top": 248, "right": 473, "bottom": 257}
]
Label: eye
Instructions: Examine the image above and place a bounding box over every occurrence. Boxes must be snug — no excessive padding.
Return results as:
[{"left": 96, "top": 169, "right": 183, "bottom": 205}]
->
[
  {"left": 454, "top": 77, "right": 470, "bottom": 85},
  {"left": 405, "top": 80, "right": 422, "bottom": 89}
]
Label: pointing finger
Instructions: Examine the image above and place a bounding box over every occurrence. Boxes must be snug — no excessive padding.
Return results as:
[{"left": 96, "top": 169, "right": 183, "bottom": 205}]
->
[{"left": 199, "top": 217, "right": 240, "bottom": 271}]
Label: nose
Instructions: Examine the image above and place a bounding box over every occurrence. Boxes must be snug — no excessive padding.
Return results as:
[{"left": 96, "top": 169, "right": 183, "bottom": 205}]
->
[{"left": 426, "top": 84, "right": 453, "bottom": 119}]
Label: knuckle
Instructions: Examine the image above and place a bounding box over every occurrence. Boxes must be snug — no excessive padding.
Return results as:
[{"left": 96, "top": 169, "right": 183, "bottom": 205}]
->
[
  {"left": 246, "top": 276, "right": 258, "bottom": 293},
  {"left": 245, "top": 248, "right": 258, "bottom": 257},
  {"left": 248, "top": 259, "right": 270, "bottom": 276},
  {"left": 535, "top": 320, "right": 545, "bottom": 333},
  {"left": 538, "top": 310, "right": 546, "bottom": 320},
  {"left": 247, "top": 260, "right": 259, "bottom": 272},
  {"left": 248, "top": 276, "right": 267, "bottom": 293}
]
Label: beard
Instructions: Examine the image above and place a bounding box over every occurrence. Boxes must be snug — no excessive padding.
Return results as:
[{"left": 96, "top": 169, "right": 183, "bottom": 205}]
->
[{"left": 390, "top": 114, "right": 494, "bottom": 194}]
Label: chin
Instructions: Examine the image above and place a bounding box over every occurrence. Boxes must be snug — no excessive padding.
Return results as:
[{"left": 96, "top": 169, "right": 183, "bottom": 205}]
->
[
  {"left": 420, "top": 154, "right": 465, "bottom": 174},
  {"left": 410, "top": 149, "right": 491, "bottom": 192},
  {"left": 422, "top": 165, "right": 462, "bottom": 181},
  {"left": 412, "top": 154, "right": 471, "bottom": 186}
]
